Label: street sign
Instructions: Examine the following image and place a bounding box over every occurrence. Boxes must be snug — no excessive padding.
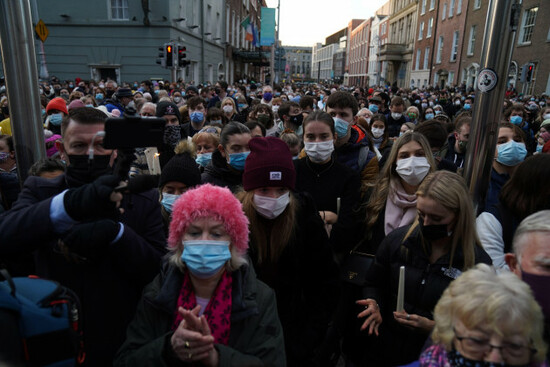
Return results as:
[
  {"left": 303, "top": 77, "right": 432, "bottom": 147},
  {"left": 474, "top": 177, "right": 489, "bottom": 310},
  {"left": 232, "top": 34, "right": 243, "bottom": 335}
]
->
[{"left": 35, "top": 19, "right": 49, "bottom": 43}]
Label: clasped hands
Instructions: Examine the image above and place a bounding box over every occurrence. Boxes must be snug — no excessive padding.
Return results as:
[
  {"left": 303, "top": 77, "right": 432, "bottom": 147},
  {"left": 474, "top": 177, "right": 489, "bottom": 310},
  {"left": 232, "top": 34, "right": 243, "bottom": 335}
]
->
[{"left": 171, "top": 305, "right": 219, "bottom": 366}]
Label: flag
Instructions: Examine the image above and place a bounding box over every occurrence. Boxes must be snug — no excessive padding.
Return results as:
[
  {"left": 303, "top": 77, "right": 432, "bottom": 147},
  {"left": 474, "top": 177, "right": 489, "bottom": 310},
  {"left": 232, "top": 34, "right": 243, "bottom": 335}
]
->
[
  {"left": 241, "top": 16, "right": 254, "bottom": 42},
  {"left": 252, "top": 21, "right": 259, "bottom": 47}
]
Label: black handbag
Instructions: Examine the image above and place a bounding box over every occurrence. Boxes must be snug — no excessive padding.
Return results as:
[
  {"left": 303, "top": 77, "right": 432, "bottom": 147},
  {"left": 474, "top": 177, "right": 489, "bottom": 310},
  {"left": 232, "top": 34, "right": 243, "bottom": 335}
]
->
[{"left": 340, "top": 243, "right": 376, "bottom": 286}]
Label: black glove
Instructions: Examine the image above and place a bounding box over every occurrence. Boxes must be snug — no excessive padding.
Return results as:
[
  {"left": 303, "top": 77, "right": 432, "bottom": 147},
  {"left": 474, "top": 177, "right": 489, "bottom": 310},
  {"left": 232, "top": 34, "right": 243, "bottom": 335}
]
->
[
  {"left": 63, "top": 175, "right": 121, "bottom": 221},
  {"left": 61, "top": 219, "right": 120, "bottom": 263}
]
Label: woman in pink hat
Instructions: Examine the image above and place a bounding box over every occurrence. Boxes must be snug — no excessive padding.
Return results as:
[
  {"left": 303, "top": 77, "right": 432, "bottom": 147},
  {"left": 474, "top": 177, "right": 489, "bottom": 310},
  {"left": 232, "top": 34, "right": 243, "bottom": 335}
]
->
[{"left": 115, "top": 184, "right": 285, "bottom": 366}]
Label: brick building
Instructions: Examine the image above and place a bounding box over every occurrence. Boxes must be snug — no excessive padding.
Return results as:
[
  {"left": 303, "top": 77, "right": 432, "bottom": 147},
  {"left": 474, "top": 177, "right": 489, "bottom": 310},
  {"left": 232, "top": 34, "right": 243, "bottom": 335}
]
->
[
  {"left": 460, "top": 0, "right": 549, "bottom": 95},
  {"left": 431, "top": 0, "right": 469, "bottom": 88},
  {"left": 411, "top": 0, "right": 440, "bottom": 89},
  {"left": 347, "top": 18, "right": 372, "bottom": 87}
]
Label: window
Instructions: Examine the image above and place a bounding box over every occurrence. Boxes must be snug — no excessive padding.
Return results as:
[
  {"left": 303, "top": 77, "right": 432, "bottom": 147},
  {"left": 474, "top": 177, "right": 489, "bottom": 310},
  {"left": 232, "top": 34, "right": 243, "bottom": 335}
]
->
[
  {"left": 450, "top": 31, "right": 459, "bottom": 61},
  {"left": 457, "top": 0, "right": 462, "bottom": 14},
  {"left": 430, "top": 0, "right": 435, "bottom": 10},
  {"left": 424, "top": 47, "right": 430, "bottom": 69},
  {"left": 381, "top": 23, "right": 387, "bottom": 35},
  {"left": 436, "top": 36, "right": 444, "bottom": 63},
  {"left": 449, "top": 0, "right": 455, "bottom": 17},
  {"left": 418, "top": 22, "right": 424, "bottom": 40},
  {"left": 449, "top": 71, "right": 455, "bottom": 84},
  {"left": 427, "top": 18, "right": 433, "bottom": 37},
  {"left": 519, "top": 7, "right": 538, "bottom": 45},
  {"left": 421, "top": 0, "right": 427, "bottom": 14},
  {"left": 110, "top": 0, "right": 128, "bottom": 20},
  {"left": 442, "top": 3, "right": 447, "bottom": 20},
  {"left": 468, "top": 25, "right": 476, "bottom": 55},
  {"left": 416, "top": 49, "right": 422, "bottom": 70},
  {"left": 474, "top": 0, "right": 481, "bottom": 9}
]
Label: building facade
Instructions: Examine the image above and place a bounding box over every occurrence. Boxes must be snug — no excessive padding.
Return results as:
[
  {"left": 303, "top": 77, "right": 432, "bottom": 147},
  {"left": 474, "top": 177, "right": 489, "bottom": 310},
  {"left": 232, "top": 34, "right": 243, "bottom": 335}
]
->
[
  {"left": 368, "top": 14, "right": 388, "bottom": 87},
  {"left": 311, "top": 43, "right": 338, "bottom": 81},
  {"left": 411, "top": 0, "right": 439, "bottom": 89},
  {"left": 18, "top": 0, "right": 269, "bottom": 84},
  {"left": 347, "top": 18, "right": 372, "bottom": 87},
  {"left": 430, "top": 0, "right": 468, "bottom": 88},
  {"left": 379, "top": 0, "right": 418, "bottom": 88},
  {"left": 459, "top": 0, "right": 549, "bottom": 95},
  {"left": 283, "top": 46, "right": 312, "bottom": 82}
]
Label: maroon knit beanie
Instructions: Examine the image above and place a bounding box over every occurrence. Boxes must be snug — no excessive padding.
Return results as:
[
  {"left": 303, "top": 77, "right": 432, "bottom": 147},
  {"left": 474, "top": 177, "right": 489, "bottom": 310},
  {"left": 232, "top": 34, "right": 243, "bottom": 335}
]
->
[{"left": 243, "top": 137, "right": 295, "bottom": 191}]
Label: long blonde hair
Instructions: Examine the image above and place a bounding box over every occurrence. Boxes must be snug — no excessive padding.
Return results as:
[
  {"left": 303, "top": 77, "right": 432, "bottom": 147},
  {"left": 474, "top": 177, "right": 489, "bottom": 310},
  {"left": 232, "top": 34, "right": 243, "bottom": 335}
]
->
[
  {"left": 365, "top": 132, "right": 436, "bottom": 232},
  {"left": 237, "top": 190, "right": 297, "bottom": 265},
  {"left": 414, "top": 170, "right": 481, "bottom": 270}
]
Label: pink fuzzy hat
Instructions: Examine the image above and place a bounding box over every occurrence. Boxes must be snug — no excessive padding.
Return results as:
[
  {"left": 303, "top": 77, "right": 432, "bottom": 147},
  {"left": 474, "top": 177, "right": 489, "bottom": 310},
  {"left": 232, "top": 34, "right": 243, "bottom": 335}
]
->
[{"left": 168, "top": 184, "right": 249, "bottom": 254}]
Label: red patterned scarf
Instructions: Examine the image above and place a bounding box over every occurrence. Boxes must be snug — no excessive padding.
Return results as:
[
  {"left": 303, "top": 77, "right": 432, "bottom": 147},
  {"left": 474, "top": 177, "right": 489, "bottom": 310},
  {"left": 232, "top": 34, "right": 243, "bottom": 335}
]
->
[{"left": 172, "top": 270, "right": 232, "bottom": 345}]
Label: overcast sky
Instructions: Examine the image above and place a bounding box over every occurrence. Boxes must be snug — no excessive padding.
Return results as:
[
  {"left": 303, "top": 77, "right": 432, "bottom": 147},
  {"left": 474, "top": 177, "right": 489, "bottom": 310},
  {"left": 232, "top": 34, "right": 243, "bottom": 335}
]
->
[{"left": 265, "top": 0, "right": 381, "bottom": 47}]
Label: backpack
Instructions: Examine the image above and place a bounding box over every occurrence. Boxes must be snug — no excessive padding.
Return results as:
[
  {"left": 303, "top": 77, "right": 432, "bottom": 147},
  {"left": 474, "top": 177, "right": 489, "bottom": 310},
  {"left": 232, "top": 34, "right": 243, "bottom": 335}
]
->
[{"left": 0, "top": 268, "right": 84, "bottom": 366}]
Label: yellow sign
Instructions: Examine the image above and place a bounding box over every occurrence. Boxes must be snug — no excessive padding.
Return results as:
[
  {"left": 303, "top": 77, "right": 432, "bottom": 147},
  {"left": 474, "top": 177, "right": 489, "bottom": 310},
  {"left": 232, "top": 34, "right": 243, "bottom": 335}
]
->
[{"left": 35, "top": 19, "right": 49, "bottom": 43}]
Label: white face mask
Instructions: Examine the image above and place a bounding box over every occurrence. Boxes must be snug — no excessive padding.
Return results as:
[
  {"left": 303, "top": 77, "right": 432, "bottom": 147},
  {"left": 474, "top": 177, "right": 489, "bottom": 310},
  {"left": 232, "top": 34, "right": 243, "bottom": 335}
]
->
[
  {"left": 395, "top": 156, "right": 431, "bottom": 186},
  {"left": 253, "top": 192, "right": 290, "bottom": 219},
  {"left": 222, "top": 105, "right": 234, "bottom": 113},
  {"left": 304, "top": 140, "right": 334, "bottom": 163},
  {"left": 371, "top": 127, "right": 385, "bottom": 138},
  {"left": 543, "top": 113, "right": 550, "bottom": 120},
  {"left": 272, "top": 105, "right": 280, "bottom": 113},
  {"left": 391, "top": 112, "right": 403, "bottom": 120}
]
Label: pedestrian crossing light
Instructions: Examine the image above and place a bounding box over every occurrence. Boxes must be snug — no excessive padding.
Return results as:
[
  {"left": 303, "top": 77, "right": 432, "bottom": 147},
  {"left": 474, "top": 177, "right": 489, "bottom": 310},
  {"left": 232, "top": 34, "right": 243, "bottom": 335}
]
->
[
  {"left": 177, "top": 45, "right": 190, "bottom": 68},
  {"left": 526, "top": 63, "right": 534, "bottom": 83}
]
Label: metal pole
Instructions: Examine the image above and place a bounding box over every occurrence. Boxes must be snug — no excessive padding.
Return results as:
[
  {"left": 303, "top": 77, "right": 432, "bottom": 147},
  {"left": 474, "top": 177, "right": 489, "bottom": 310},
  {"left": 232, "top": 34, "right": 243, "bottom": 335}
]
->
[
  {"left": 0, "top": 0, "right": 46, "bottom": 185},
  {"left": 376, "top": 36, "right": 381, "bottom": 87},
  {"left": 200, "top": 0, "right": 205, "bottom": 83},
  {"left": 30, "top": 0, "right": 48, "bottom": 80},
  {"left": 463, "top": 0, "right": 521, "bottom": 208},
  {"left": 275, "top": 0, "right": 280, "bottom": 84}
]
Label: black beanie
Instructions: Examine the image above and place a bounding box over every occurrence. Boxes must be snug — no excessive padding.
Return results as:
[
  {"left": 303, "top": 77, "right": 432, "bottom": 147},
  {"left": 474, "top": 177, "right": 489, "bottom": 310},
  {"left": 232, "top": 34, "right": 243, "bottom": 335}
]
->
[
  {"left": 156, "top": 101, "right": 181, "bottom": 123},
  {"left": 159, "top": 153, "right": 201, "bottom": 188}
]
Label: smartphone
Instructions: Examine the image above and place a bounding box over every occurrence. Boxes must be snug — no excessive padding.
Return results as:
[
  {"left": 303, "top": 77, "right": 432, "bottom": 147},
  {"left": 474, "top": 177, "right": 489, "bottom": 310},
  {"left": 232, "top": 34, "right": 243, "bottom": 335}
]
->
[{"left": 103, "top": 116, "right": 165, "bottom": 149}]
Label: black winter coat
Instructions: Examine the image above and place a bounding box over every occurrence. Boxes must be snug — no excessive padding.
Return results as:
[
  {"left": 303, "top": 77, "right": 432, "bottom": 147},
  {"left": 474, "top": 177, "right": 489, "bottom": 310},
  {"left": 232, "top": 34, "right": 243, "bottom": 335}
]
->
[
  {"left": 0, "top": 174, "right": 166, "bottom": 366},
  {"left": 201, "top": 150, "right": 243, "bottom": 193},
  {"left": 114, "top": 263, "right": 286, "bottom": 367},
  {"left": 248, "top": 192, "right": 340, "bottom": 366},
  {"left": 345, "top": 224, "right": 492, "bottom": 366}
]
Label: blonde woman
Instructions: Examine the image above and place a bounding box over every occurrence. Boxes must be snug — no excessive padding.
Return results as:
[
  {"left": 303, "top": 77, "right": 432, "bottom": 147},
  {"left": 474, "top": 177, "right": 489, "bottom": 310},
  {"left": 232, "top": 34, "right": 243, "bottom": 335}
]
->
[
  {"left": 349, "top": 171, "right": 492, "bottom": 366},
  {"left": 362, "top": 132, "right": 437, "bottom": 255},
  {"left": 220, "top": 97, "right": 243, "bottom": 123},
  {"left": 420, "top": 264, "right": 547, "bottom": 366}
]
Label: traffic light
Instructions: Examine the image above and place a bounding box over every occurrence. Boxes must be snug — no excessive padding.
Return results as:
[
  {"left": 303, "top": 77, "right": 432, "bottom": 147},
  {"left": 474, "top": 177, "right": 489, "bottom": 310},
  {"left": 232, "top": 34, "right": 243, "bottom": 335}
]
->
[
  {"left": 156, "top": 45, "right": 166, "bottom": 68},
  {"left": 177, "top": 45, "right": 190, "bottom": 68},
  {"left": 165, "top": 43, "right": 174, "bottom": 67},
  {"left": 526, "top": 63, "right": 534, "bottom": 82}
]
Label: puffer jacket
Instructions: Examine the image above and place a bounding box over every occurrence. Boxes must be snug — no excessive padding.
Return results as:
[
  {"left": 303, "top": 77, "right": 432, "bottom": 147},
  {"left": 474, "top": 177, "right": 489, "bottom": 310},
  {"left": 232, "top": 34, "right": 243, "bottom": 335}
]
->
[{"left": 114, "top": 263, "right": 286, "bottom": 367}]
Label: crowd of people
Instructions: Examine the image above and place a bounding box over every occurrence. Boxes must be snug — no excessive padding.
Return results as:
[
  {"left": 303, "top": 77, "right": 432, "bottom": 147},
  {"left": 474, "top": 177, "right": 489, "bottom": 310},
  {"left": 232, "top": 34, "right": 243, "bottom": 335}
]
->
[{"left": 0, "top": 75, "right": 549, "bottom": 366}]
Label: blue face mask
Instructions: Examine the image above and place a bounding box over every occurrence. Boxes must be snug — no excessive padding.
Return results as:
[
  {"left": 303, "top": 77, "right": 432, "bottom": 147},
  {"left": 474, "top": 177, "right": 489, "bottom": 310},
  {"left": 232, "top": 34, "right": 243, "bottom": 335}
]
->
[
  {"left": 510, "top": 115, "right": 523, "bottom": 125},
  {"left": 161, "top": 193, "right": 180, "bottom": 213},
  {"left": 190, "top": 111, "right": 204, "bottom": 123},
  {"left": 228, "top": 151, "right": 250, "bottom": 171},
  {"left": 238, "top": 103, "right": 247, "bottom": 110},
  {"left": 49, "top": 113, "right": 63, "bottom": 126},
  {"left": 195, "top": 152, "right": 212, "bottom": 167},
  {"left": 496, "top": 140, "right": 527, "bottom": 166},
  {"left": 181, "top": 240, "right": 231, "bottom": 279},
  {"left": 95, "top": 93, "right": 104, "bottom": 100},
  {"left": 334, "top": 117, "right": 350, "bottom": 138},
  {"left": 425, "top": 113, "right": 435, "bottom": 120},
  {"left": 368, "top": 104, "right": 379, "bottom": 113},
  {"left": 85, "top": 104, "right": 94, "bottom": 108},
  {"left": 536, "top": 144, "right": 543, "bottom": 153},
  {"left": 463, "top": 103, "right": 471, "bottom": 110}
]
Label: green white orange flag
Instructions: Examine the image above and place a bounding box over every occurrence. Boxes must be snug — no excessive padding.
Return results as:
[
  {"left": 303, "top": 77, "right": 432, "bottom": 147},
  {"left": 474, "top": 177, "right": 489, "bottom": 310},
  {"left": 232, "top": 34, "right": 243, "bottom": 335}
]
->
[{"left": 241, "top": 16, "right": 254, "bottom": 42}]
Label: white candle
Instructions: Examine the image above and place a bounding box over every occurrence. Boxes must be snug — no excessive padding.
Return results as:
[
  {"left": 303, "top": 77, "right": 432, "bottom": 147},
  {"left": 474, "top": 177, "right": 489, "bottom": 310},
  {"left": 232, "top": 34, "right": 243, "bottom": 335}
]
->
[
  {"left": 396, "top": 266, "right": 405, "bottom": 312},
  {"left": 336, "top": 197, "right": 341, "bottom": 216}
]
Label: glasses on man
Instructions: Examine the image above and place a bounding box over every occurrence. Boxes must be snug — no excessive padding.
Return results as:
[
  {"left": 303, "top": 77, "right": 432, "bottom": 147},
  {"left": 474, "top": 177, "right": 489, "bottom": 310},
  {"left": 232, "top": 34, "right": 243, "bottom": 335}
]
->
[{"left": 454, "top": 328, "right": 536, "bottom": 360}]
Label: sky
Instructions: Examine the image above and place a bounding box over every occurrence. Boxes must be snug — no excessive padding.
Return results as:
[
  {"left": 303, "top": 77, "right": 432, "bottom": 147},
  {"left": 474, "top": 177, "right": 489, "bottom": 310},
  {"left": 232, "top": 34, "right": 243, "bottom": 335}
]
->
[{"left": 265, "top": 0, "right": 381, "bottom": 47}]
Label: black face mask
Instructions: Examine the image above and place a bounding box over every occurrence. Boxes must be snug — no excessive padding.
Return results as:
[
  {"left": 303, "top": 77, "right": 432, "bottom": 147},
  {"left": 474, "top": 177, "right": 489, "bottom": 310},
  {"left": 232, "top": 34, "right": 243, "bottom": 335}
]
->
[
  {"left": 447, "top": 349, "right": 530, "bottom": 367},
  {"left": 419, "top": 221, "right": 452, "bottom": 242},
  {"left": 105, "top": 89, "right": 115, "bottom": 99},
  {"left": 1, "top": 106, "right": 8, "bottom": 116},
  {"left": 289, "top": 113, "right": 304, "bottom": 127},
  {"left": 66, "top": 154, "right": 113, "bottom": 186}
]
